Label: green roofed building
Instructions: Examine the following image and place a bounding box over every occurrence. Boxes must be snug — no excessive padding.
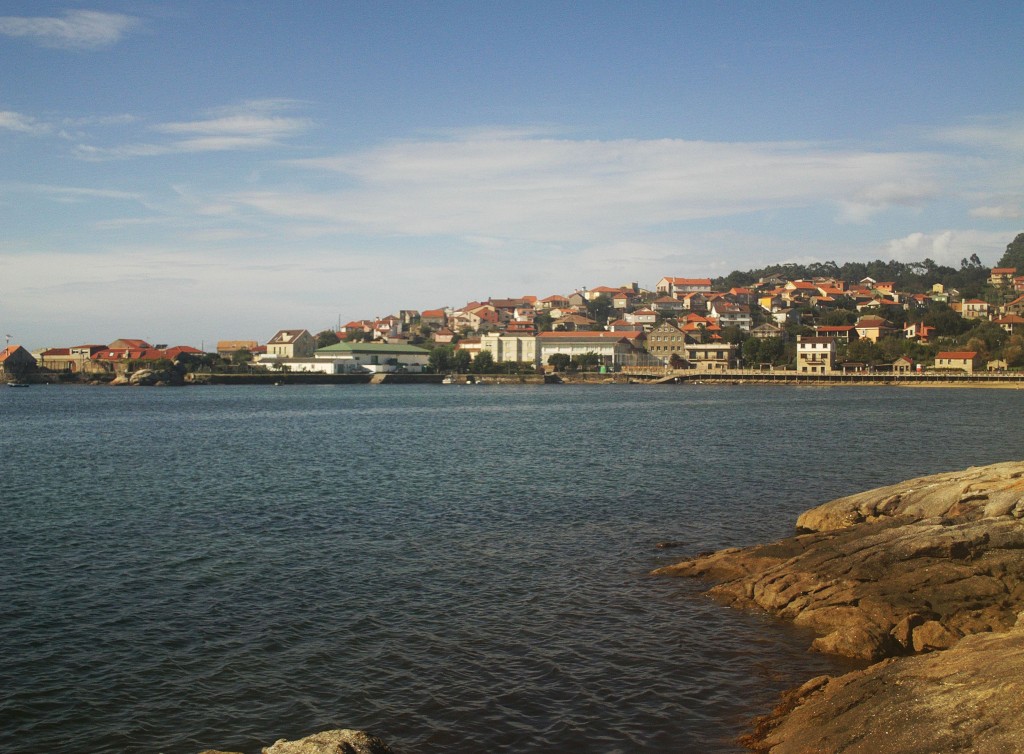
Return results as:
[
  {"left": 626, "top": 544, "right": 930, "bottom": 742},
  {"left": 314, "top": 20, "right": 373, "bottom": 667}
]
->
[{"left": 314, "top": 342, "right": 431, "bottom": 373}]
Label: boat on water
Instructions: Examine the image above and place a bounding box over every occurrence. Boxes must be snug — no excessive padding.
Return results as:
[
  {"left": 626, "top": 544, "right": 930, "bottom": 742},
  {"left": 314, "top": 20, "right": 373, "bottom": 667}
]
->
[{"left": 7, "top": 382, "right": 29, "bottom": 388}]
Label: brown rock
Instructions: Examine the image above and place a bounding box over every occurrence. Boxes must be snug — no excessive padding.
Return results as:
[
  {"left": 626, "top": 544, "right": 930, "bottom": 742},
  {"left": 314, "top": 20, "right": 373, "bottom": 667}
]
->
[
  {"left": 657, "top": 460, "right": 1024, "bottom": 750},
  {"left": 748, "top": 621, "right": 1024, "bottom": 753},
  {"left": 262, "top": 729, "right": 394, "bottom": 754}
]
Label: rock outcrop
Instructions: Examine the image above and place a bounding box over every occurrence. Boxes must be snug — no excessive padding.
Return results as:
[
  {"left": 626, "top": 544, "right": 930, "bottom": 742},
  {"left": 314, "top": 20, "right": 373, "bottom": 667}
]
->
[
  {"left": 655, "top": 459, "right": 1024, "bottom": 751},
  {"left": 199, "top": 728, "right": 393, "bottom": 754}
]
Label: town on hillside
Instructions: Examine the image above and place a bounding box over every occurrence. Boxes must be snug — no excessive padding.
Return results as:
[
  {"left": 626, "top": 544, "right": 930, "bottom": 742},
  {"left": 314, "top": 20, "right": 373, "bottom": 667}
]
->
[{"left": 5, "top": 238, "right": 1024, "bottom": 383}]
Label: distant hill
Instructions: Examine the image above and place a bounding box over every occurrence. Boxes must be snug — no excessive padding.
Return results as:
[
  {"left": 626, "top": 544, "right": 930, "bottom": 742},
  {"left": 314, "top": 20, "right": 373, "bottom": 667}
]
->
[{"left": 714, "top": 255, "right": 990, "bottom": 297}]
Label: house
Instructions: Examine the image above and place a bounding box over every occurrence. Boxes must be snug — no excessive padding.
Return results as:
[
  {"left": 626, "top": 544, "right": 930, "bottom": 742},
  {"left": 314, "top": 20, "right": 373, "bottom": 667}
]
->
[
  {"left": 854, "top": 316, "right": 895, "bottom": 343},
  {"left": 536, "top": 295, "right": 570, "bottom": 311},
  {"left": 611, "top": 291, "right": 635, "bottom": 310},
  {"left": 455, "top": 337, "right": 483, "bottom": 360},
  {"left": 750, "top": 323, "right": 786, "bottom": 340},
  {"left": 655, "top": 277, "right": 712, "bottom": 297},
  {"left": 37, "top": 347, "right": 75, "bottom": 372},
  {"left": 450, "top": 304, "right": 499, "bottom": 333},
  {"left": 553, "top": 313, "right": 600, "bottom": 331},
  {"left": 108, "top": 338, "right": 152, "bottom": 350},
  {"left": 537, "top": 331, "right": 651, "bottom": 369},
  {"left": 679, "top": 292, "right": 708, "bottom": 312},
  {"left": 583, "top": 286, "right": 625, "bottom": 302},
  {"left": 648, "top": 296, "right": 683, "bottom": 315},
  {"left": 934, "top": 351, "right": 981, "bottom": 373},
  {"left": 314, "top": 342, "right": 430, "bottom": 373},
  {"left": 644, "top": 321, "right": 688, "bottom": 364},
  {"left": 961, "top": 299, "right": 992, "bottom": 320},
  {"left": 903, "top": 322, "right": 936, "bottom": 343},
  {"left": 814, "top": 325, "right": 858, "bottom": 344},
  {"left": 796, "top": 336, "right": 835, "bottom": 374},
  {"left": 265, "top": 329, "right": 316, "bottom": 359},
  {"left": 338, "top": 320, "right": 374, "bottom": 337},
  {"left": 0, "top": 344, "right": 37, "bottom": 378},
  {"left": 1005, "top": 295, "right": 1024, "bottom": 316},
  {"left": 217, "top": 340, "right": 260, "bottom": 358},
  {"left": 892, "top": 356, "right": 915, "bottom": 374},
  {"left": 432, "top": 327, "right": 456, "bottom": 344},
  {"left": 680, "top": 343, "right": 738, "bottom": 371},
  {"left": 163, "top": 345, "right": 205, "bottom": 361},
  {"left": 994, "top": 314, "right": 1024, "bottom": 335},
  {"left": 606, "top": 318, "right": 638, "bottom": 332},
  {"left": 38, "top": 345, "right": 109, "bottom": 373},
  {"left": 420, "top": 309, "right": 448, "bottom": 328},
  {"left": 623, "top": 308, "right": 658, "bottom": 327},
  {"left": 706, "top": 300, "right": 752, "bottom": 331},
  {"left": 989, "top": 267, "right": 1017, "bottom": 288},
  {"left": 478, "top": 333, "right": 540, "bottom": 367}
]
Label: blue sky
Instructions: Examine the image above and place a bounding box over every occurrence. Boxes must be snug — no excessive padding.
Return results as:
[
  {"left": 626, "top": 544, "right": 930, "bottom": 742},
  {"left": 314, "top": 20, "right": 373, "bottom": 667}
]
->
[{"left": 1, "top": 1, "right": 1022, "bottom": 349}]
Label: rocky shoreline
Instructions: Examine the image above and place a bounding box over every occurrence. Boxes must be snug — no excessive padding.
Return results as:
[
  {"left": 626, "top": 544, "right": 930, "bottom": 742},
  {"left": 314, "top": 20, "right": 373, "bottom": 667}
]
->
[{"left": 655, "top": 459, "right": 1024, "bottom": 752}]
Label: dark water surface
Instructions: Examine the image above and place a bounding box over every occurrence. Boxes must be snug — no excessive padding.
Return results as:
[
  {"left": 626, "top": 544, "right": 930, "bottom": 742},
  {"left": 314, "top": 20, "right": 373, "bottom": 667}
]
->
[{"left": 3, "top": 384, "right": 1023, "bottom": 753}]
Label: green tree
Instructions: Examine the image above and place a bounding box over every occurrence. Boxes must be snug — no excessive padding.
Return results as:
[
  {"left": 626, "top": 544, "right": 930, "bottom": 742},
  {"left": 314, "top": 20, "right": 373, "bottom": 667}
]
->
[
  {"left": 428, "top": 345, "right": 454, "bottom": 372},
  {"left": 547, "top": 352, "right": 571, "bottom": 372},
  {"left": 230, "top": 349, "right": 254, "bottom": 366},
  {"left": 452, "top": 349, "right": 471, "bottom": 373},
  {"left": 846, "top": 338, "right": 882, "bottom": 364},
  {"left": 471, "top": 350, "right": 495, "bottom": 373},
  {"left": 570, "top": 351, "right": 601, "bottom": 372},
  {"left": 585, "top": 294, "right": 614, "bottom": 325},
  {"left": 997, "top": 232, "right": 1024, "bottom": 270},
  {"left": 315, "top": 329, "right": 340, "bottom": 348}
]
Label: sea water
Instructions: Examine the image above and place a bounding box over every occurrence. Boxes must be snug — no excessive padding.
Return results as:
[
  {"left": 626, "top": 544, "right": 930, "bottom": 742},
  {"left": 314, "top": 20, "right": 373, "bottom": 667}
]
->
[{"left": 3, "top": 384, "right": 1023, "bottom": 753}]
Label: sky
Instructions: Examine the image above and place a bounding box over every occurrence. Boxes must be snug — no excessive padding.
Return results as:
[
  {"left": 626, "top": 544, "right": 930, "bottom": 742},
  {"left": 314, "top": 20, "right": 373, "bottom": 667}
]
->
[{"left": 1, "top": 1, "right": 1022, "bottom": 350}]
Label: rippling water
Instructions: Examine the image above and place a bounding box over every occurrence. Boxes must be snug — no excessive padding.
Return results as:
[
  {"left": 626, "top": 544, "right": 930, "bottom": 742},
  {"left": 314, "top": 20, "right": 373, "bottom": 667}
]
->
[{"left": 3, "top": 384, "right": 1023, "bottom": 754}]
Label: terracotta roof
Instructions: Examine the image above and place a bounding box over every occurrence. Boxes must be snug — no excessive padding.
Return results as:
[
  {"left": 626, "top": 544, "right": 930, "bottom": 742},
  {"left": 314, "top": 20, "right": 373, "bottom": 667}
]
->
[
  {"left": 663, "top": 277, "right": 712, "bottom": 285},
  {"left": 936, "top": 351, "right": 978, "bottom": 359},
  {"left": 538, "top": 331, "right": 640, "bottom": 341}
]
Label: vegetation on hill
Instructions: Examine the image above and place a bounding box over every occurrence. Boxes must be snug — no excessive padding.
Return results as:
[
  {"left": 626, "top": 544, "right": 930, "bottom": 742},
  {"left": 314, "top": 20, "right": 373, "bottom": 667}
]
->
[
  {"left": 715, "top": 255, "right": 991, "bottom": 298},
  {"left": 997, "top": 232, "right": 1024, "bottom": 270}
]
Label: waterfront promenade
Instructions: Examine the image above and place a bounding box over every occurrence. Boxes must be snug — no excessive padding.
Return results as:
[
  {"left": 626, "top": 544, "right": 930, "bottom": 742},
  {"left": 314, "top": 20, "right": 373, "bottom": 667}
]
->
[{"left": 620, "top": 367, "right": 1024, "bottom": 387}]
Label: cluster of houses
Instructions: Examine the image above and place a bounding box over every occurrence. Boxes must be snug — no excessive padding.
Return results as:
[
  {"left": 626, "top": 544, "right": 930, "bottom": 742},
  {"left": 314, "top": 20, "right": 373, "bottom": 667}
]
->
[{"left": 5, "top": 266, "right": 1024, "bottom": 381}]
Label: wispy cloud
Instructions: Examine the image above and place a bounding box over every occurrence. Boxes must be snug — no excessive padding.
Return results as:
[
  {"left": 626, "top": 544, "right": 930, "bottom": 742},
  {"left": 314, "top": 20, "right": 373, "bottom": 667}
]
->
[
  {"left": 74, "top": 100, "right": 313, "bottom": 159},
  {"left": 17, "top": 183, "right": 141, "bottom": 202},
  {"left": 231, "top": 131, "right": 941, "bottom": 240},
  {"left": 970, "top": 203, "right": 1022, "bottom": 220},
  {"left": 0, "top": 110, "right": 51, "bottom": 135},
  {"left": 0, "top": 10, "right": 140, "bottom": 50},
  {"left": 931, "top": 114, "right": 1024, "bottom": 153}
]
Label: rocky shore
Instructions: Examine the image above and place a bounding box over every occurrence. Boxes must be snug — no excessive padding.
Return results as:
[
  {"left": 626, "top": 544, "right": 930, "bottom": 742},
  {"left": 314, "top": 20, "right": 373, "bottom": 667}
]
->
[
  {"left": 655, "top": 459, "right": 1024, "bottom": 752},
  {"left": 200, "top": 728, "right": 394, "bottom": 754}
]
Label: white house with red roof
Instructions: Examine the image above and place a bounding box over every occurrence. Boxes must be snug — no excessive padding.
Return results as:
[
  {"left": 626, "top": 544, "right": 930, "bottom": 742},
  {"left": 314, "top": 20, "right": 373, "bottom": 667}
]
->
[{"left": 655, "top": 277, "right": 712, "bottom": 297}]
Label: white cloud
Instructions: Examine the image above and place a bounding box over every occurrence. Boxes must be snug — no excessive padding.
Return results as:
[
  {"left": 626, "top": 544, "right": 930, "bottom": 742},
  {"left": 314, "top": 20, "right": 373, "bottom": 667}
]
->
[
  {"left": 884, "top": 230, "right": 1012, "bottom": 266},
  {"left": 970, "top": 204, "right": 1022, "bottom": 220},
  {"left": 0, "top": 10, "right": 140, "bottom": 50},
  {"left": 230, "top": 132, "right": 940, "bottom": 241},
  {"left": 74, "top": 100, "right": 313, "bottom": 159},
  {"left": 932, "top": 115, "right": 1024, "bottom": 153},
  {"left": 0, "top": 110, "right": 50, "bottom": 135},
  {"left": 17, "top": 183, "right": 141, "bottom": 202}
]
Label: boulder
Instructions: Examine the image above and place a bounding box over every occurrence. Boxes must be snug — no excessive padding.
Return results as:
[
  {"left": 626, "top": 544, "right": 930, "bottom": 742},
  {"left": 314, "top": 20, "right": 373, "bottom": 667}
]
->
[
  {"left": 263, "top": 730, "right": 394, "bottom": 754},
  {"left": 657, "top": 460, "right": 1024, "bottom": 751},
  {"left": 744, "top": 617, "right": 1024, "bottom": 753},
  {"left": 198, "top": 729, "right": 393, "bottom": 754}
]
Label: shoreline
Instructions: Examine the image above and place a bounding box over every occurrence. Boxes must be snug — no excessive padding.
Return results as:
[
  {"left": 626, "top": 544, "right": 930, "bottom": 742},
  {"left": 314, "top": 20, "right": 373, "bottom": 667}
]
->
[
  {"left": 655, "top": 460, "right": 1024, "bottom": 751},
  {"left": 15, "top": 370, "right": 1024, "bottom": 389}
]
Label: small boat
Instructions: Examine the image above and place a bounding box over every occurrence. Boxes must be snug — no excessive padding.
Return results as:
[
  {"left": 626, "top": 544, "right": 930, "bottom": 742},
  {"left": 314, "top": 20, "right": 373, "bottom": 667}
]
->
[{"left": 7, "top": 382, "right": 29, "bottom": 388}]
